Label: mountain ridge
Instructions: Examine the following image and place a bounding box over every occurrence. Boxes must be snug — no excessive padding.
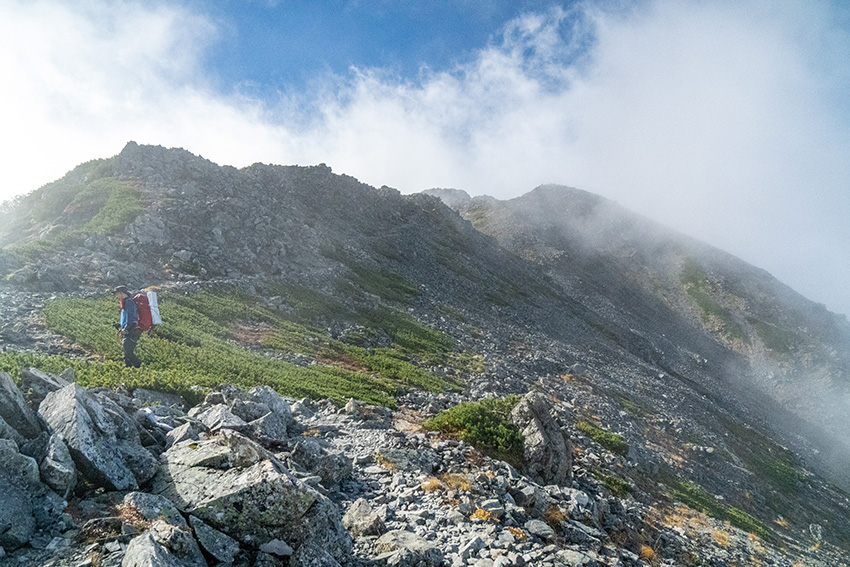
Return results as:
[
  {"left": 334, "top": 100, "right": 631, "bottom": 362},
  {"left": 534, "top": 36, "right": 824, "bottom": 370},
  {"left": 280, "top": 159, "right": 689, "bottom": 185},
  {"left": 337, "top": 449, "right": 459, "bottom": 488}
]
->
[{"left": 1, "top": 142, "right": 849, "bottom": 564}]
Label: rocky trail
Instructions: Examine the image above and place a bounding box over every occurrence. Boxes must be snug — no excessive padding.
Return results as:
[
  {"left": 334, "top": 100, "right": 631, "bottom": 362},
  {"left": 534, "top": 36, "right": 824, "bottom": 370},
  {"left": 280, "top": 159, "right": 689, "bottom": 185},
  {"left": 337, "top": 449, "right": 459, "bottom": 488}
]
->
[{"left": 0, "top": 364, "right": 844, "bottom": 567}]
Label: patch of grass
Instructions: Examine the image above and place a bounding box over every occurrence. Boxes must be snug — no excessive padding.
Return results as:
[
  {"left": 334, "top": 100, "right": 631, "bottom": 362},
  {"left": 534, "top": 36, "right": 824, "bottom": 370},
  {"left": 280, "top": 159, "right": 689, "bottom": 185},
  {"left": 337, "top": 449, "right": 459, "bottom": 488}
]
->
[
  {"left": 424, "top": 396, "right": 524, "bottom": 467},
  {"left": 594, "top": 471, "right": 633, "bottom": 497},
  {"left": 666, "top": 477, "right": 772, "bottom": 540},
  {"left": 9, "top": 176, "right": 141, "bottom": 260},
  {"left": 612, "top": 392, "right": 654, "bottom": 417},
  {"left": 577, "top": 421, "right": 629, "bottom": 456},
  {"left": 750, "top": 319, "right": 798, "bottom": 354},
  {"left": 349, "top": 265, "right": 419, "bottom": 304},
  {"left": 680, "top": 260, "right": 748, "bottom": 344},
  {"left": 719, "top": 417, "right": 806, "bottom": 495},
  {"left": 15, "top": 288, "right": 464, "bottom": 407}
]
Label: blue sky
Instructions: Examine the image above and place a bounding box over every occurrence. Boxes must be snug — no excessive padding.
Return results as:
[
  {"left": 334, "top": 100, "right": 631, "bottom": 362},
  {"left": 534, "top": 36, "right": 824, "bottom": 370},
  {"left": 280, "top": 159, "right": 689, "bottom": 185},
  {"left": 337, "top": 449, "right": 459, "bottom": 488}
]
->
[{"left": 1, "top": 0, "right": 849, "bottom": 318}]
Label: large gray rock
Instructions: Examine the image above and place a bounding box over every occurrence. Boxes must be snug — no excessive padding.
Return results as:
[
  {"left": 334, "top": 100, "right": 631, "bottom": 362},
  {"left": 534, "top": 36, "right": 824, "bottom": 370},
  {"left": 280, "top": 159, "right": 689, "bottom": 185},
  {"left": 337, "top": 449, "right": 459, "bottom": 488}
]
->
[
  {"left": 192, "top": 405, "right": 248, "bottom": 433},
  {"left": 0, "top": 371, "right": 42, "bottom": 439},
  {"left": 39, "top": 383, "right": 155, "bottom": 490},
  {"left": 247, "top": 386, "right": 293, "bottom": 427},
  {"left": 39, "top": 433, "right": 77, "bottom": 497},
  {"left": 0, "top": 482, "right": 35, "bottom": 550},
  {"left": 189, "top": 516, "right": 241, "bottom": 565},
  {"left": 0, "top": 438, "right": 41, "bottom": 490},
  {"left": 122, "top": 520, "right": 207, "bottom": 567},
  {"left": 19, "top": 367, "right": 70, "bottom": 408},
  {"left": 510, "top": 392, "right": 573, "bottom": 485},
  {"left": 374, "top": 530, "right": 444, "bottom": 567},
  {"left": 289, "top": 542, "right": 341, "bottom": 567},
  {"left": 290, "top": 437, "right": 353, "bottom": 486},
  {"left": 124, "top": 492, "right": 188, "bottom": 528},
  {"left": 342, "top": 498, "right": 385, "bottom": 536},
  {"left": 152, "top": 431, "right": 351, "bottom": 561},
  {"left": 0, "top": 414, "right": 25, "bottom": 446}
]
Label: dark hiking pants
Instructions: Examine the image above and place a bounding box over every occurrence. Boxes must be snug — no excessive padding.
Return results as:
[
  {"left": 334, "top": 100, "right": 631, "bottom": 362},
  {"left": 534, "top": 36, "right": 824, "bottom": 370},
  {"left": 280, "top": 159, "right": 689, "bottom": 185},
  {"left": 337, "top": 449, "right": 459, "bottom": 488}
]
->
[{"left": 122, "top": 328, "right": 142, "bottom": 368}]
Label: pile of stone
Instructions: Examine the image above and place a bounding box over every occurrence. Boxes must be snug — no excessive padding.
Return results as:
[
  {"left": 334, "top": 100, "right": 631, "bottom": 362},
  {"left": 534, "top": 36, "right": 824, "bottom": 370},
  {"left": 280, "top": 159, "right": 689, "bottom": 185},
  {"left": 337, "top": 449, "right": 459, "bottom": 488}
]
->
[
  {"left": 1, "top": 368, "right": 843, "bottom": 567},
  {"left": 0, "top": 368, "right": 351, "bottom": 567}
]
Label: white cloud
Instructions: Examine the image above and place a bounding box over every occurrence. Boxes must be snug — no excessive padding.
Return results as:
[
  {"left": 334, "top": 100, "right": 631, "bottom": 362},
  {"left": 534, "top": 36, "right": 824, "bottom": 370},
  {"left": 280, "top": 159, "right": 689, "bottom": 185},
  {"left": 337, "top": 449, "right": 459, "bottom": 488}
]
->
[{"left": 1, "top": 0, "right": 848, "bottom": 316}]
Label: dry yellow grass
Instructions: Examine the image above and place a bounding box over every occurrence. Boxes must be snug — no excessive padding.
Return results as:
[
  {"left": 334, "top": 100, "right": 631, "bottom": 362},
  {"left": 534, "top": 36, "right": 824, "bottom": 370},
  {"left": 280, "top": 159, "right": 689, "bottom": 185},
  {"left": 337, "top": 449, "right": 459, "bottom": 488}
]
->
[
  {"left": 638, "top": 544, "right": 656, "bottom": 563},
  {"left": 470, "top": 508, "right": 497, "bottom": 523},
  {"left": 506, "top": 526, "right": 528, "bottom": 541},
  {"left": 713, "top": 530, "right": 731, "bottom": 548},
  {"left": 774, "top": 516, "right": 790, "bottom": 528},
  {"left": 374, "top": 454, "right": 398, "bottom": 471},
  {"left": 421, "top": 477, "right": 443, "bottom": 492},
  {"left": 543, "top": 504, "right": 567, "bottom": 528},
  {"left": 440, "top": 473, "right": 471, "bottom": 492}
]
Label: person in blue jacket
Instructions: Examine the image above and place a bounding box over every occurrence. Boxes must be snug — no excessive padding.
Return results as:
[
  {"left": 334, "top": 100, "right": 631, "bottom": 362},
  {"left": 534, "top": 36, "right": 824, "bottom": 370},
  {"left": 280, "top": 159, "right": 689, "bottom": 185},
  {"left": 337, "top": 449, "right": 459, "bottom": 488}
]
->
[{"left": 112, "top": 285, "right": 142, "bottom": 367}]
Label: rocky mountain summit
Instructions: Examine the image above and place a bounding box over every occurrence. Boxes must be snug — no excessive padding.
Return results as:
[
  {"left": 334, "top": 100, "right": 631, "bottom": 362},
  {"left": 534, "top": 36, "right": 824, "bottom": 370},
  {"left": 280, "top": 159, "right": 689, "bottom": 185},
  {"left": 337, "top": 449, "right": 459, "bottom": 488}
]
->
[{"left": 1, "top": 143, "right": 849, "bottom": 565}]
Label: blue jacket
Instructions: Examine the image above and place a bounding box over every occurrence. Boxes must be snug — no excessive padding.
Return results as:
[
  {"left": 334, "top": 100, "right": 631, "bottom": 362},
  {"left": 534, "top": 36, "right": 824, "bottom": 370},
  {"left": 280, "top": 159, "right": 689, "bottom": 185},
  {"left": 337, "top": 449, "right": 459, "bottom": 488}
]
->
[{"left": 120, "top": 296, "right": 139, "bottom": 329}]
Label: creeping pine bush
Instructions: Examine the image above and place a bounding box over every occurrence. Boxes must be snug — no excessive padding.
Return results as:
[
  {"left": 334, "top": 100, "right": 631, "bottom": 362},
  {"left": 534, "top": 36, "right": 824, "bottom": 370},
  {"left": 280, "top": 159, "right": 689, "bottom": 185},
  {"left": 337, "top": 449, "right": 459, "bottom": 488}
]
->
[
  {"left": 576, "top": 421, "right": 630, "bottom": 456},
  {"left": 20, "top": 288, "right": 465, "bottom": 408},
  {"left": 424, "top": 396, "right": 524, "bottom": 467}
]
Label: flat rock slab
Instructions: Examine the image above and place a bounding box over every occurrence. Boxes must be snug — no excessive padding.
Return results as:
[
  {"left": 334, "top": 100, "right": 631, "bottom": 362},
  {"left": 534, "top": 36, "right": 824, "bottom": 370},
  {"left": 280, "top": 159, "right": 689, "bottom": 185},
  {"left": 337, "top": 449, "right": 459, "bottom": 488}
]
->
[{"left": 152, "top": 431, "right": 351, "bottom": 561}]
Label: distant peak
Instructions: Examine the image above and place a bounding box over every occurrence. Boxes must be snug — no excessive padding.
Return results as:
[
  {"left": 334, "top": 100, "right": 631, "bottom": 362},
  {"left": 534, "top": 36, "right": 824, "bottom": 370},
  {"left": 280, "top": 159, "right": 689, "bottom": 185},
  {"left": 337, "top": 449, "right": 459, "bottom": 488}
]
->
[{"left": 421, "top": 188, "right": 472, "bottom": 208}]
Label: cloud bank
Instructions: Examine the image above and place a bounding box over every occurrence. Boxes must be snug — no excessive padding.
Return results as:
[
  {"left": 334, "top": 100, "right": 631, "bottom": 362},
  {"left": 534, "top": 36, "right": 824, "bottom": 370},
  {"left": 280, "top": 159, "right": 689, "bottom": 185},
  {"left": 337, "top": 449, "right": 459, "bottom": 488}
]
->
[{"left": 1, "top": 0, "right": 848, "bottom": 316}]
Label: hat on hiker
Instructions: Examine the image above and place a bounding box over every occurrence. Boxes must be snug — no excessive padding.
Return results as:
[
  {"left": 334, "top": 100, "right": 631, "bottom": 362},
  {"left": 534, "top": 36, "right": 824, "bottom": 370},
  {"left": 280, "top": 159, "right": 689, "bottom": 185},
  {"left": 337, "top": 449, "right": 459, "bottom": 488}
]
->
[{"left": 112, "top": 285, "right": 131, "bottom": 295}]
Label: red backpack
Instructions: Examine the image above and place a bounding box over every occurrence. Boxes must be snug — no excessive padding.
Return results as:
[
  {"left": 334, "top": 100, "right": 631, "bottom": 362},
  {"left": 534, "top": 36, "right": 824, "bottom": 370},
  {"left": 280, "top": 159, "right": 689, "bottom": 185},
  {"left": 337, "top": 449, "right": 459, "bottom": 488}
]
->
[{"left": 133, "top": 293, "right": 154, "bottom": 331}]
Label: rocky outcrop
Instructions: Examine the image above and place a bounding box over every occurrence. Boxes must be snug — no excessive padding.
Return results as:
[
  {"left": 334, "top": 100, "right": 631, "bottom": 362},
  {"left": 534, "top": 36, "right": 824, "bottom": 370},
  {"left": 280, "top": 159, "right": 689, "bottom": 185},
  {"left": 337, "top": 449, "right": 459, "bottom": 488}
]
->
[
  {"left": 38, "top": 383, "right": 156, "bottom": 491},
  {"left": 510, "top": 391, "right": 573, "bottom": 485},
  {"left": 0, "top": 371, "right": 42, "bottom": 439},
  {"left": 152, "top": 430, "right": 351, "bottom": 561}
]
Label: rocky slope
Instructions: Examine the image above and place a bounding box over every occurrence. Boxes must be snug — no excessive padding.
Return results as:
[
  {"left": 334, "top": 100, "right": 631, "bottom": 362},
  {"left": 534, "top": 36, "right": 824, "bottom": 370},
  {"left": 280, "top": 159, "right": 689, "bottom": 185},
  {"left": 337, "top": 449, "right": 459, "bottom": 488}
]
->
[
  {"left": 0, "top": 143, "right": 849, "bottom": 565},
  {"left": 0, "top": 370, "right": 845, "bottom": 567}
]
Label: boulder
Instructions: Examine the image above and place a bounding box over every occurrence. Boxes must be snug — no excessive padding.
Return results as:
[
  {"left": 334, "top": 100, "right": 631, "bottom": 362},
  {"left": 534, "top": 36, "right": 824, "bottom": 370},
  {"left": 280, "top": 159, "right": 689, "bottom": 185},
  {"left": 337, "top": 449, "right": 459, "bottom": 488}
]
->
[
  {"left": 0, "top": 482, "right": 35, "bottom": 551},
  {"left": 165, "top": 422, "right": 206, "bottom": 449},
  {"left": 192, "top": 405, "right": 248, "bottom": 433},
  {"left": 247, "top": 411, "right": 288, "bottom": 447},
  {"left": 248, "top": 386, "right": 293, "bottom": 426},
  {"left": 342, "top": 498, "right": 385, "bottom": 536},
  {"left": 152, "top": 431, "right": 351, "bottom": 561},
  {"left": 124, "top": 492, "right": 188, "bottom": 528},
  {"left": 289, "top": 542, "right": 342, "bottom": 567},
  {"left": 523, "top": 519, "right": 555, "bottom": 541},
  {"left": 39, "top": 383, "right": 153, "bottom": 490},
  {"left": 19, "top": 367, "right": 70, "bottom": 408},
  {"left": 0, "top": 438, "right": 41, "bottom": 490},
  {"left": 189, "top": 516, "right": 241, "bottom": 565},
  {"left": 510, "top": 392, "right": 573, "bottom": 485},
  {"left": 123, "top": 520, "right": 207, "bottom": 567},
  {"left": 39, "top": 433, "right": 77, "bottom": 497},
  {"left": 0, "top": 414, "right": 24, "bottom": 446},
  {"left": 0, "top": 371, "right": 42, "bottom": 438},
  {"left": 290, "top": 437, "right": 353, "bottom": 486},
  {"left": 374, "top": 530, "right": 444, "bottom": 567}
]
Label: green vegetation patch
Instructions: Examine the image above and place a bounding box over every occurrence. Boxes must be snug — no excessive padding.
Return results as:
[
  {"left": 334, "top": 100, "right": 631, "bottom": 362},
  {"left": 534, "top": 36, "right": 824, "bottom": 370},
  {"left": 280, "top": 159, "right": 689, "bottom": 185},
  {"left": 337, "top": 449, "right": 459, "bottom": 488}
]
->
[
  {"left": 680, "top": 260, "right": 748, "bottom": 344},
  {"left": 666, "top": 477, "right": 772, "bottom": 540},
  {"left": 593, "top": 471, "right": 632, "bottom": 497},
  {"left": 10, "top": 176, "right": 142, "bottom": 260},
  {"left": 577, "top": 421, "right": 630, "bottom": 456},
  {"left": 32, "top": 287, "right": 465, "bottom": 407},
  {"left": 750, "top": 319, "right": 798, "bottom": 354},
  {"left": 348, "top": 265, "right": 420, "bottom": 304},
  {"left": 424, "top": 396, "right": 524, "bottom": 467},
  {"left": 719, "top": 416, "right": 806, "bottom": 495}
]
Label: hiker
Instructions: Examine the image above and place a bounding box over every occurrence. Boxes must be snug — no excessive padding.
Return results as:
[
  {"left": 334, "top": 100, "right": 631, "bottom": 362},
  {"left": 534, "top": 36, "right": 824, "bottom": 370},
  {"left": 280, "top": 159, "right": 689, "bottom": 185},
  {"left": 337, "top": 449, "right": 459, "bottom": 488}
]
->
[{"left": 112, "top": 285, "right": 142, "bottom": 367}]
